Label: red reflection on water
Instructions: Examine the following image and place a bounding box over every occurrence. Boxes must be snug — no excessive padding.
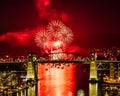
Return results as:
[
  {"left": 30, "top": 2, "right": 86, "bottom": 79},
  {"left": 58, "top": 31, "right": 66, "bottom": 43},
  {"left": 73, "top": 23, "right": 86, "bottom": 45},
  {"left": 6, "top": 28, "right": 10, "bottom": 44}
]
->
[{"left": 38, "top": 64, "right": 76, "bottom": 96}]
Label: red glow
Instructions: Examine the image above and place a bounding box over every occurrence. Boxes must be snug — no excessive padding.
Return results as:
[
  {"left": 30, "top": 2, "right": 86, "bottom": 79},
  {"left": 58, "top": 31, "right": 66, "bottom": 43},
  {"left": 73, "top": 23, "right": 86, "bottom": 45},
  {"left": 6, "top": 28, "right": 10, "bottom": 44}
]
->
[
  {"left": 43, "top": 41, "right": 63, "bottom": 54},
  {"left": 35, "top": 0, "right": 51, "bottom": 19},
  {"left": 43, "top": 0, "right": 50, "bottom": 6},
  {"left": 61, "top": 13, "right": 69, "bottom": 23},
  {"left": 53, "top": 41, "right": 62, "bottom": 48},
  {"left": 65, "top": 45, "right": 89, "bottom": 55},
  {"left": 14, "top": 33, "right": 30, "bottom": 45}
]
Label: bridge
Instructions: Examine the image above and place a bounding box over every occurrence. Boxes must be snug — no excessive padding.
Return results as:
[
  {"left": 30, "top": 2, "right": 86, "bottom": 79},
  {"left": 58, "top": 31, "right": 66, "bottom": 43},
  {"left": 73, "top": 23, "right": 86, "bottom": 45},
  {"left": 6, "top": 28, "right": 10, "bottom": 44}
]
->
[{"left": 0, "top": 52, "right": 120, "bottom": 96}]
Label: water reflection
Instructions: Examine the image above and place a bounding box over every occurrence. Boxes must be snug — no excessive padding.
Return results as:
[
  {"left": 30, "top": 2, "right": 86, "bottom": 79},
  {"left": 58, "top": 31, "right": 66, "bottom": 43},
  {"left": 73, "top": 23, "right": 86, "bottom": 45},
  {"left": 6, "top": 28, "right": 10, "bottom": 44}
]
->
[
  {"left": 77, "top": 89, "right": 85, "bottom": 96},
  {"left": 38, "top": 64, "right": 76, "bottom": 96},
  {"left": 89, "top": 83, "right": 98, "bottom": 96}
]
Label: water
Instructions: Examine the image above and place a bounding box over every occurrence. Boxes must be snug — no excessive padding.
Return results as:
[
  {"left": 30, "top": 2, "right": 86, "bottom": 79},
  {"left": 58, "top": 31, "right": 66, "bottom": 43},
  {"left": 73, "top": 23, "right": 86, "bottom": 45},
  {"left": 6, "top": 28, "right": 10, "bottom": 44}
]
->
[{"left": 37, "top": 64, "right": 89, "bottom": 96}]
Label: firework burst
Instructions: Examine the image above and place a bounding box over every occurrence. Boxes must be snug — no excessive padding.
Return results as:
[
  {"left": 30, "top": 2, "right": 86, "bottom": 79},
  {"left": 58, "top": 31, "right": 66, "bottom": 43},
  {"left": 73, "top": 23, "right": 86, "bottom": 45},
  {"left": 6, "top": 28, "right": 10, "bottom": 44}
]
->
[
  {"left": 47, "top": 20, "right": 65, "bottom": 33},
  {"left": 58, "top": 27, "right": 73, "bottom": 44},
  {"left": 35, "top": 20, "right": 73, "bottom": 54},
  {"left": 47, "top": 20, "right": 73, "bottom": 44},
  {"left": 35, "top": 29, "right": 50, "bottom": 48}
]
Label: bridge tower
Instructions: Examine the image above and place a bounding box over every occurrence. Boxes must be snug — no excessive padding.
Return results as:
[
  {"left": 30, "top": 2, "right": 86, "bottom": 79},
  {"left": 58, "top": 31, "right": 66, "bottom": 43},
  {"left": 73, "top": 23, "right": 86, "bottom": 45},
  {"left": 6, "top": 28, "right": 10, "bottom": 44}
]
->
[
  {"left": 89, "top": 52, "right": 98, "bottom": 82},
  {"left": 109, "top": 56, "right": 116, "bottom": 80},
  {"left": 26, "top": 52, "right": 38, "bottom": 96},
  {"left": 109, "top": 63, "right": 114, "bottom": 80},
  {"left": 109, "top": 62, "right": 119, "bottom": 80}
]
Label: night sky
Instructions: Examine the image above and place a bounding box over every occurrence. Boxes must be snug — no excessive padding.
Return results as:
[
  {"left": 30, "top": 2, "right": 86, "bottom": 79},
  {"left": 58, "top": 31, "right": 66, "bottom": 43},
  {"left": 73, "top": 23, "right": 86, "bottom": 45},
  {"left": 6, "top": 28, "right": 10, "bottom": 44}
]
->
[{"left": 0, "top": 0, "right": 120, "bottom": 56}]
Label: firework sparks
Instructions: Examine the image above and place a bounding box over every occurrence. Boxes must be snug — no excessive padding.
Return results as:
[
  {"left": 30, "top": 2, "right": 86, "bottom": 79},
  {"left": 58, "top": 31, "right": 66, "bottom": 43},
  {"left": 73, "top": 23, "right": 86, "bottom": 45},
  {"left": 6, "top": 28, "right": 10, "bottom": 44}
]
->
[
  {"left": 58, "top": 27, "right": 73, "bottom": 44},
  {"left": 47, "top": 20, "right": 65, "bottom": 33},
  {"left": 35, "top": 29, "right": 50, "bottom": 49},
  {"left": 35, "top": 20, "right": 73, "bottom": 54},
  {"left": 47, "top": 20, "right": 73, "bottom": 44}
]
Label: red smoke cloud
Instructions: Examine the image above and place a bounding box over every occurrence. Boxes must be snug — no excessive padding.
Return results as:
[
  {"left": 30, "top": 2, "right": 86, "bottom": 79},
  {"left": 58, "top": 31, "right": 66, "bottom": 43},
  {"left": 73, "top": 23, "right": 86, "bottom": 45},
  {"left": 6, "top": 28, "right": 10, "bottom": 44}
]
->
[
  {"left": 0, "top": 26, "right": 48, "bottom": 47},
  {"left": 0, "top": 30, "right": 33, "bottom": 46},
  {"left": 34, "top": 0, "right": 69, "bottom": 22},
  {"left": 66, "top": 45, "right": 90, "bottom": 56}
]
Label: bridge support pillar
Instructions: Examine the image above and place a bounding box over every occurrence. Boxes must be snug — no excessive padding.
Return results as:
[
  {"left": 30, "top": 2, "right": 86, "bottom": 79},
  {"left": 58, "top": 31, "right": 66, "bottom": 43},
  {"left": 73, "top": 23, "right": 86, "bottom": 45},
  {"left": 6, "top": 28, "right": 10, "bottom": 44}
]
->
[
  {"left": 110, "top": 63, "right": 114, "bottom": 80},
  {"left": 26, "top": 52, "right": 37, "bottom": 96},
  {"left": 89, "top": 52, "right": 98, "bottom": 82}
]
